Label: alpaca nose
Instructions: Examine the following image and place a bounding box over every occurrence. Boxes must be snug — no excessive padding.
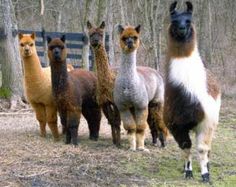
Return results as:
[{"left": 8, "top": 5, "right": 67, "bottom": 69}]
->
[{"left": 126, "top": 38, "right": 133, "bottom": 49}]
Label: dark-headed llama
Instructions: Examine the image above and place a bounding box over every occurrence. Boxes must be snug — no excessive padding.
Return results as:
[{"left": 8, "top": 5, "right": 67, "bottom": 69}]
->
[
  {"left": 47, "top": 35, "right": 101, "bottom": 145},
  {"left": 114, "top": 25, "right": 167, "bottom": 151},
  {"left": 18, "top": 33, "right": 59, "bottom": 141},
  {"left": 164, "top": 1, "right": 221, "bottom": 182}
]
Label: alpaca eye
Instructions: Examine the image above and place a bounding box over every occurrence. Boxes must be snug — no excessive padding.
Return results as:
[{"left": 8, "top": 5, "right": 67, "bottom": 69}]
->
[
  {"left": 20, "top": 43, "right": 24, "bottom": 47},
  {"left": 49, "top": 46, "right": 54, "bottom": 50},
  {"left": 122, "top": 37, "right": 127, "bottom": 42},
  {"left": 60, "top": 46, "right": 64, "bottom": 50},
  {"left": 29, "top": 43, "right": 34, "bottom": 47},
  {"left": 133, "top": 36, "right": 138, "bottom": 40}
]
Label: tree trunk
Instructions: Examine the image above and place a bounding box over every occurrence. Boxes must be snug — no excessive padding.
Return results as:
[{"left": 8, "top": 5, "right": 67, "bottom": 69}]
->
[{"left": 0, "top": 0, "right": 23, "bottom": 108}]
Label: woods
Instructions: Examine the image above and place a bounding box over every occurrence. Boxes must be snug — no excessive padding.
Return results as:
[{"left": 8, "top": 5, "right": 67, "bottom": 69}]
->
[{"left": 0, "top": 0, "right": 235, "bottom": 99}]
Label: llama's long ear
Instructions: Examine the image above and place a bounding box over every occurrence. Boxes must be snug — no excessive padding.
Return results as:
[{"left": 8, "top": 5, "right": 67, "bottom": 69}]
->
[
  {"left": 18, "top": 33, "right": 23, "bottom": 40},
  {"left": 87, "top": 21, "right": 93, "bottom": 30},
  {"left": 47, "top": 36, "right": 52, "bottom": 44},
  {"left": 118, "top": 25, "right": 124, "bottom": 34},
  {"left": 61, "top": 35, "right": 66, "bottom": 43},
  {"left": 135, "top": 25, "right": 141, "bottom": 33},
  {"left": 31, "top": 32, "right": 36, "bottom": 40},
  {"left": 100, "top": 21, "right": 105, "bottom": 29},
  {"left": 170, "top": 1, "right": 177, "bottom": 15},
  {"left": 186, "top": 1, "right": 193, "bottom": 13}
]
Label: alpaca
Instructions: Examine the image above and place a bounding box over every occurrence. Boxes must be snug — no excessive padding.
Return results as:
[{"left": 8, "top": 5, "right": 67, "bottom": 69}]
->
[
  {"left": 47, "top": 35, "right": 101, "bottom": 145},
  {"left": 114, "top": 25, "right": 166, "bottom": 151},
  {"left": 18, "top": 33, "right": 59, "bottom": 141},
  {"left": 87, "top": 21, "right": 121, "bottom": 146},
  {"left": 164, "top": 1, "right": 221, "bottom": 182}
]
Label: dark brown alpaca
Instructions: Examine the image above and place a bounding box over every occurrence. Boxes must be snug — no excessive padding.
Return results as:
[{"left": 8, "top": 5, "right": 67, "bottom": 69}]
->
[
  {"left": 47, "top": 35, "right": 101, "bottom": 145},
  {"left": 87, "top": 21, "right": 168, "bottom": 148}
]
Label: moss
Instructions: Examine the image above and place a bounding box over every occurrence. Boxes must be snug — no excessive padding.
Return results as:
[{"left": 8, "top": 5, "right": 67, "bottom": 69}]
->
[{"left": 0, "top": 87, "right": 11, "bottom": 99}]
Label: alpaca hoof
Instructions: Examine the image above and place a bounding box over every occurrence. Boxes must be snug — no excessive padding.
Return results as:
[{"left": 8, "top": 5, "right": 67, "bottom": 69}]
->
[
  {"left": 137, "top": 147, "right": 150, "bottom": 153},
  {"left": 202, "top": 173, "right": 210, "bottom": 183},
  {"left": 89, "top": 136, "right": 98, "bottom": 141},
  {"left": 53, "top": 137, "right": 60, "bottom": 142},
  {"left": 129, "top": 147, "right": 136, "bottom": 152},
  {"left": 152, "top": 142, "right": 158, "bottom": 147},
  {"left": 40, "top": 133, "right": 46, "bottom": 138},
  {"left": 185, "top": 170, "right": 193, "bottom": 179}
]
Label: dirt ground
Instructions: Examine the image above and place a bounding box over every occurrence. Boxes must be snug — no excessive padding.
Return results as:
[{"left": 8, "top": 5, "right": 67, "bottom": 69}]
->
[{"left": 0, "top": 98, "right": 236, "bottom": 187}]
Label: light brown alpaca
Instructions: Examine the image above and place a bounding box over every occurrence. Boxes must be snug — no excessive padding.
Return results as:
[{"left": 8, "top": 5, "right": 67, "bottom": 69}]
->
[{"left": 18, "top": 33, "right": 59, "bottom": 140}]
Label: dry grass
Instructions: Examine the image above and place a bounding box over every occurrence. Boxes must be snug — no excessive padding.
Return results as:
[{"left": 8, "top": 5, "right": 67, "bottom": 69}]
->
[{"left": 0, "top": 98, "right": 235, "bottom": 187}]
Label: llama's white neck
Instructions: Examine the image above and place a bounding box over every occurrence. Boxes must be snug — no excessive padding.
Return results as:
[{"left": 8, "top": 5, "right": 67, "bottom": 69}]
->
[
  {"left": 119, "top": 50, "right": 138, "bottom": 77},
  {"left": 169, "top": 46, "right": 207, "bottom": 97}
]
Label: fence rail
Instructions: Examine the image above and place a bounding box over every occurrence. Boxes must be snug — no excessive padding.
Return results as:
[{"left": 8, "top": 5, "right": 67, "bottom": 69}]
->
[{"left": 18, "top": 29, "right": 109, "bottom": 69}]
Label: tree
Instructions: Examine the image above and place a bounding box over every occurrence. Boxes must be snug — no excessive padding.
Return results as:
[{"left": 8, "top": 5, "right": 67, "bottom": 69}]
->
[{"left": 0, "top": 0, "right": 23, "bottom": 108}]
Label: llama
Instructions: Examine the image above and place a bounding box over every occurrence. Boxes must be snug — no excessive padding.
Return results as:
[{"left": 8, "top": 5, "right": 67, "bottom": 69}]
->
[
  {"left": 87, "top": 21, "right": 121, "bottom": 146},
  {"left": 47, "top": 35, "right": 101, "bottom": 145},
  {"left": 164, "top": 1, "right": 221, "bottom": 182},
  {"left": 114, "top": 25, "right": 166, "bottom": 151},
  {"left": 18, "top": 33, "right": 59, "bottom": 141}
]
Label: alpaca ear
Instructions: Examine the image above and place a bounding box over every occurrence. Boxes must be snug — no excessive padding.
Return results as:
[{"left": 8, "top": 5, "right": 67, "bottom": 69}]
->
[
  {"left": 18, "top": 33, "right": 23, "bottom": 40},
  {"left": 100, "top": 21, "right": 105, "bottom": 29},
  {"left": 186, "top": 1, "right": 193, "bottom": 13},
  {"left": 61, "top": 35, "right": 66, "bottom": 43},
  {"left": 31, "top": 32, "right": 36, "bottom": 40},
  {"left": 170, "top": 1, "right": 177, "bottom": 15},
  {"left": 47, "top": 36, "right": 52, "bottom": 44},
  {"left": 118, "top": 25, "right": 124, "bottom": 34},
  {"left": 87, "top": 21, "right": 93, "bottom": 30},
  {"left": 135, "top": 25, "right": 141, "bottom": 33}
]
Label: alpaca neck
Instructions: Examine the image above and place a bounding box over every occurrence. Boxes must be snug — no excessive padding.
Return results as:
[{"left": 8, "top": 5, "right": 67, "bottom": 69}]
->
[
  {"left": 119, "top": 50, "right": 138, "bottom": 78},
  {"left": 22, "top": 53, "right": 44, "bottom": 83},
  {"left": 93, "top": 45, "right": 113, "bottom": 85},
  {"left": 50, "top": 60, "right": 68, "bottom": 97}
]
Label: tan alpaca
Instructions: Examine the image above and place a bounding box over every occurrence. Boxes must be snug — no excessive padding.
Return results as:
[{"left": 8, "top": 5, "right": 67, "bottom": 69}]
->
[{"left": 19, "top": 33, "right": 59, "bottom": 140}]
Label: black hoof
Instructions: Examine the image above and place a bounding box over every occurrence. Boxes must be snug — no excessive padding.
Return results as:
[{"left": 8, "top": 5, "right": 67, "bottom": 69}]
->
[
  {"left": 90, "top": 136, "right": 98, "bottom": 141},
  {"left": 185, "top": 170, "right": 193, "bottom": 179},
  {"left": 202, "top": 173, "right": 210, "bottom": 183}
]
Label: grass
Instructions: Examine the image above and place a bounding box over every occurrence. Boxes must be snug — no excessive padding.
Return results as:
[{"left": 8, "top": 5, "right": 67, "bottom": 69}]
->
[
  {"left": 0, "top": 87, "right": 11, "bottom": 99},
  {"left": 0, "top": 98, "right": 235, "bottom": 186}
]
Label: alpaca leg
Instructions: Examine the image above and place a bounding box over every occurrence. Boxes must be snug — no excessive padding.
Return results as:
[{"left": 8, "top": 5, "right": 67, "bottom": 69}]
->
[
  {"left": 196, "top": 122, "right": 214, "bottom": 182},
  {"left": 114, "top": 106, "right": 121, "bottom": 147},
  {"left": 171, "top": 127, "right": 193, "bottom": 178},
  {"left": 46, "top": 105, "right": 59, "bottom": 141},
  {"left": 135, "top": 108, "right": 149, "bottom": 152},
  {"left": 120, "top": 110, "right": 136, "bottom": 151},
  {"left": 66, "top": 110, "right": 81, "bottom": 145},
  {"left": 82, "top": 105, "right": 101, "bottom": 141},
  {"left": 59, "top": 109, "right": 67, "bottom": 134},
  {"left": 148, "top": 102, "right": 168, "bottom": 147},
  {"left": 102, "top": 103, "right": 121, "bottom": 146},
  {"left": 32, "top": 103, "right": 47, "bottom": 137}
]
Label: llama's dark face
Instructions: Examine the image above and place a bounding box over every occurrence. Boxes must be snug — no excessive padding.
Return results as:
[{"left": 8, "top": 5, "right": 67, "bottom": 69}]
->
[
  {"left": 169, "top": 1, "right": 193, "bottom": 42},
  {"left": 47, "top": 35, "right": 67, "bottom": 62},
  {"left": 118, "top": 25, "right": 141, "bottom": 53},
  {"left": 87, "top": 21, "right": 105, "bottom": 48}
]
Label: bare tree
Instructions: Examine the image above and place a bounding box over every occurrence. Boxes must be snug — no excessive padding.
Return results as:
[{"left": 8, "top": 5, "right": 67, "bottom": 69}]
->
[{"left": 0, "top": 0, "right": 23, "bottom": 108}]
